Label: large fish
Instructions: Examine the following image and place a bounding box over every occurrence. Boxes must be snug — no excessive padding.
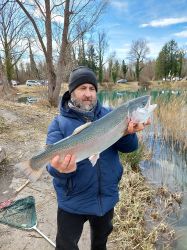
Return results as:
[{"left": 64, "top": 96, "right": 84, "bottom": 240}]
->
[{"left": 16, "top": 95, "right": 157, "bottom": 182}]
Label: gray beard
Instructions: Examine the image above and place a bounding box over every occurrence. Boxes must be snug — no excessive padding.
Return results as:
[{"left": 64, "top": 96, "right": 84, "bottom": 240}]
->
[{"left": 69, "top": 96, "right": 97, "bottom": 112}]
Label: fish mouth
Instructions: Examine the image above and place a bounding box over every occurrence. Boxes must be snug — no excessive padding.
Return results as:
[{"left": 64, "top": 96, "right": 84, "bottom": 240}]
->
[{"left": 128, "top": 95, "right": 150, "bottom": 110}]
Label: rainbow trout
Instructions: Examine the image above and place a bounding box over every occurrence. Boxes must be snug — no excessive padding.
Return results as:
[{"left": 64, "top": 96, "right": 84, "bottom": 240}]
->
[{"left": 16, "top": 95, "right": 157, "bottom": 181}]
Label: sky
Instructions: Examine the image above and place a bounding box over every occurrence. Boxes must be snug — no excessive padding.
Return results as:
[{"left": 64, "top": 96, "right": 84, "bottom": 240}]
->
[{"left": 98, "top": 0, "right": 187, "bottom": 61}]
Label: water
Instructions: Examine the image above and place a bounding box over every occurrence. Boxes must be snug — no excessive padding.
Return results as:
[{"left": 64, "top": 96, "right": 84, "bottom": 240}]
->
[
  {"left": 17, "top": 96, "right": 38, "bottom": 104},
  {"left": 98, "top": 89, "right": 187, "bottom": 249}
]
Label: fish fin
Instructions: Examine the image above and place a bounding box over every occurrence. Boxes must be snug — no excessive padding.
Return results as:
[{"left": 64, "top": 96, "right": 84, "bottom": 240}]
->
[
  {"left": 145, "top": 96, "right": 151, "bottom": 109},
  {"left": 45, "top": 144, "right": 53, "bottom": 149},
  {"left": 89, "top": 154, "right": 99, "bottom": 166},
  {"left": 148, "top": 104, "right": 157, "bottom": 113},
  {"left": 15, "top": 160, "right": 43, "bottom": 182},
  {"left": 72, "top": 122, "right": 92, "bottom": 135}
]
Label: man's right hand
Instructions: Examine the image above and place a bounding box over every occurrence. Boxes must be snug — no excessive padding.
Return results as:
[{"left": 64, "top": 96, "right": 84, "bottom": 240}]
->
[{"left": 50, "top": 154, "right": 77, "bottom": 173}]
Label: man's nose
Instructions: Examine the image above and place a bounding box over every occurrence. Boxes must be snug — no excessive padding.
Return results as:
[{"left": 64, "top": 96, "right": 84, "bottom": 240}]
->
[{"left": 84, "top": 89, "right": 92, "bottom": 97}]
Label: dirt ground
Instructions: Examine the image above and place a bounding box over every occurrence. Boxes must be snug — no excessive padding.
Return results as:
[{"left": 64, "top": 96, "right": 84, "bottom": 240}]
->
[{"left": 0, "top": 99, "right": 92, "bottom": 250}]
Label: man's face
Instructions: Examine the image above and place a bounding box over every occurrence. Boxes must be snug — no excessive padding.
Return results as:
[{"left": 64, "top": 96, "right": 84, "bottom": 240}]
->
[{"left": 71, "top": 83, "right": 97, "bottom": 111}]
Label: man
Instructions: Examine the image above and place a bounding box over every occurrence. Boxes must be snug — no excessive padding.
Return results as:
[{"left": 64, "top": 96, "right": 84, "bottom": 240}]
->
[{"left": 46, "top": 66, "right": 149, "bottom": 250}]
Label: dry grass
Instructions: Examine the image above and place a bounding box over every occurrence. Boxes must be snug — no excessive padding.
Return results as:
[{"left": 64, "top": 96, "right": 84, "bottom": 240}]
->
[
  {"left": 154, "top": 92, "right": 187, "bottom": 150},
  {"left": 109, "top": 165, "right": 180, "bottom": 250},
  {"left": 0, "top": 117, "right": 9, "bottom": 133}
]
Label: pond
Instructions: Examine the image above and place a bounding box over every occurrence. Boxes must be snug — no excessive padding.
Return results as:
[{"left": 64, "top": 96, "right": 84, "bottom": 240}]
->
[
  {"left": 97, "top": 89, "right": 187, "bottom": 250},
  {"left": 17, "top": 96, "right": 38, "bottom": 104}
]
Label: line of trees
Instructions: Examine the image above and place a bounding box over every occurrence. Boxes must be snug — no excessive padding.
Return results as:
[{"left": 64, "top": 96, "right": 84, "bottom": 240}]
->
[
  {"left": 0, "top": 1, "right": 187, "bottom": 106},
  {"left": 0, "top": 0, "right": 107, "bottom": 105},
  {"left": 156, "top": 40, "right": 186, "bottom": 80}
]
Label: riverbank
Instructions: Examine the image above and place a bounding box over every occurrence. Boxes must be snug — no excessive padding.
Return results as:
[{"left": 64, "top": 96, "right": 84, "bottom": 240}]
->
[{"left": 0, "top": 86, "right": 183, "bottom": 249}]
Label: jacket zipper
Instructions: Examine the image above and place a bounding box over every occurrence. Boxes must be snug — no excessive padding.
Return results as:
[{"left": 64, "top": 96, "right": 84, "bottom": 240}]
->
[
  {"left": 83, "top": 116, "right": 103, "bottom": 215},
  {"left": 96, "top": 160, "right": 103, "bottom": 216}
]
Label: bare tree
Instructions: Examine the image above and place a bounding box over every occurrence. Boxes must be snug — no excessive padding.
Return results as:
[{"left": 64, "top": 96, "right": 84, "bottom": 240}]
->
[
  {"left": 0, "top": 0, "right": 9, "bottom": 11},
  {"left": 96, "top": 31, "right": 108, "bottom": 84},
  {"left": 15, "top": 0, "right": 107, "bottom": 106},
  {"left": 0, "top": 0, "right": 28, "bottom": 89},
  {"left": 0, "top": 56, "right": 12, "bottom": 97},
  {"left": 74, "top": 23, "right": 87, "bottom": 66},
  {"left": 142, "top": 60, "right": 156, "bottom": 81},
  {"left": 28, "top": 39, "right": 40, "bottom": 80},
  {"left": 128, "top": 39, "right": 150, "bottom": 81}
]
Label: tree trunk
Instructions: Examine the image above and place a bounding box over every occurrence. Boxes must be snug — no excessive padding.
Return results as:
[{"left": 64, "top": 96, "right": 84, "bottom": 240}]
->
[
  {"left": 44, "top": 0, "right": 59, "bottom": 106},
  {"left": 136, "top": 59, "right": 140, "bottom": 81},
  {"left": 56, "top": 0, "right": 70, "bottom": 95},
  {"left": 0, "top": 57, "right": 15, "bottom": 98}
]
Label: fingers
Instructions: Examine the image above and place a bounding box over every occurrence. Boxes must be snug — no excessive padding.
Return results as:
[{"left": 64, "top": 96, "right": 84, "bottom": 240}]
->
[
  {"left": 50, "top": 154, "right": 77, "bottom": 173},
  {"left": 126, "top": 121, "right": 134, "bottom": 134},
  {"left": 144, "top": 117, "right": 151, "bottom": 125},
  {"left": 64, "top": 155, "right": 77, "bottom": 173},
  {"left": 133, "top": 123, "right": 145, "bottom": 132},
  {"left": 125, "top": 118, "right": 151, "bottom": 135}
]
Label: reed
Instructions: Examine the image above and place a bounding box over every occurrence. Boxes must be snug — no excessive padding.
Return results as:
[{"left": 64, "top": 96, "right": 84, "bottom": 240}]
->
[{"left": 154, "top": 92, "right": 187, "bottom": 151}]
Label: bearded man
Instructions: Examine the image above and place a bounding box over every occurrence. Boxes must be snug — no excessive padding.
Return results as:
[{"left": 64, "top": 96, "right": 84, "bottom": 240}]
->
[{"left": 46, "top": 66, "right": 149, "bottom": 250}]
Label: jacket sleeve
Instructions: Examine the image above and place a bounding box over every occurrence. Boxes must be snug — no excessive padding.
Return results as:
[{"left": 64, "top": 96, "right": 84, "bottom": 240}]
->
[
  {"left": 113, "top": 133, "right": 138, "bottom": 153},
  {"left": 46, "top": 116, "right": 76, "bottom": 179},
  {"left": 46, "top": 116, "right": 64, "bottom": 145}
]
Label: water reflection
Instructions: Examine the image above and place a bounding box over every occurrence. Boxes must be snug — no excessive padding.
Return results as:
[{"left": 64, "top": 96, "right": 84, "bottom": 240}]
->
[
  {"left": 141, "top": 134, "right": 187, "bottom": 191},
  {"left": 17, "top": 96, "right": 38, "bottom": 104},
  {"left": 97, "top": 89, "right": 185, "bottom": 108}
]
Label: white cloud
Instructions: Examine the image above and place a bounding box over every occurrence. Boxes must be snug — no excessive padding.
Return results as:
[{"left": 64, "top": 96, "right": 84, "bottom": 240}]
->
[
  {"left": 110, "top": 1, "right": 128, "bottom": 10},
  {"left": 174, "top": 29, "right": 187, "bottom": 37},
  {"left": 110, "top": 39, "right": 165, "bottom": 60},
  {"left": 108, "top": 43, "right": 130, "bottom": 60},
  {"left": 148, "top": 42, "right": 163, "bottom": 58},
  {"left": 51, "top": 14, "right": 64, "bottom": 24},
  {"left": 140, "top": 17, "right": 187, "bottom": 28}
]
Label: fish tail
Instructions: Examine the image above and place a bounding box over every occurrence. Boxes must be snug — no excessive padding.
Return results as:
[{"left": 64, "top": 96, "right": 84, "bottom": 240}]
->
[{"left": 15, "top": 160, "right": 43, "bottom": 182}]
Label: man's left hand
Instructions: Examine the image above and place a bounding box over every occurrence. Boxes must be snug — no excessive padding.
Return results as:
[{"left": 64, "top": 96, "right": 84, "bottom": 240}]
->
[{"left": 125, "top": 118, "right": 151, "bottom": 135}]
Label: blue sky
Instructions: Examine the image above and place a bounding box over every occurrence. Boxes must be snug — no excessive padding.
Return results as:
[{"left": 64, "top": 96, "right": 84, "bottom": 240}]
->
[{"left": 98, "top": 0, "right": 187, "bottom": 61}]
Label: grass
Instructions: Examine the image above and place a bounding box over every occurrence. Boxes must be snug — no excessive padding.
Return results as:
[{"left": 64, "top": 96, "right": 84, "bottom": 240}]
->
[
  {"left": 119, "top": 144, "right": 152, "bottom": 170},
  {"left": 0, "top": 116, "right": 9, "bottom": 133},
  {"left": 109, "top": 162, "right": 180, "bottom": 250},
  {"left": 154, "top": 92, "right": 187, "bottom": 151},
  {"left": 108, "top": 142, "right": 182, "bottom": 249}
]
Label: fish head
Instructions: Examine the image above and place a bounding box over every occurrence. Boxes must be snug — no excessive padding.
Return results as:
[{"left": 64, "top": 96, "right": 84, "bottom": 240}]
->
[
  {"left": 128, "top": 95, "right": 150, "bottom": 112},
  {"left": 129, "top": 95, "right": 157, "bottom": 123}
]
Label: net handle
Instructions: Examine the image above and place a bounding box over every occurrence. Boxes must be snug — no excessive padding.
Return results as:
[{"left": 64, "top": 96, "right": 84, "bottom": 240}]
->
[{"left": 33, "top": 225, "right": 56, "bottom": 248}]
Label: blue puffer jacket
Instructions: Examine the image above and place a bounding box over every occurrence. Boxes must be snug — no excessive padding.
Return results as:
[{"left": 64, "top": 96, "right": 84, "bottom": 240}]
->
[{"left": 46, "top": 91, "right": 138, "bottom": 216}]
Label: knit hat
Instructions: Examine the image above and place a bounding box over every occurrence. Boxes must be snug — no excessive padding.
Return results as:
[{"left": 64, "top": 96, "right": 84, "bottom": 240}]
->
[{"left": 68, "top": 66, "right": 98, "bottom": 93}]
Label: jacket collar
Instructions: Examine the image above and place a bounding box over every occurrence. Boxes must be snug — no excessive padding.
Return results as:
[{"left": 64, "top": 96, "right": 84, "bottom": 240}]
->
[{"left": 59, "top": 91, "right": 102, "bottom": 122}]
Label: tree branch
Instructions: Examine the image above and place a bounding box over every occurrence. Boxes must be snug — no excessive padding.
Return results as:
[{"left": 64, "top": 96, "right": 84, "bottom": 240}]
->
[{"left": 15, "top": 0, "right": 47, "bottom": 59}]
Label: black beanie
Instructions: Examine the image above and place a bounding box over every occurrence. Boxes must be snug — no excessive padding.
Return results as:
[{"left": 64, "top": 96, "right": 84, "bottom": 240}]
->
[{"left": 68, "top": 66, "right": 98, "bottom": 93}]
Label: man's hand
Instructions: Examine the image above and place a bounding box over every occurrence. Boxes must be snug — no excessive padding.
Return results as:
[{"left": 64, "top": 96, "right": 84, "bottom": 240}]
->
[
  {"left": 50, "top": 154, "right": 77, "bottom": 173},
  {"left": 125, "top": 118, "right": 151, "bottom": 135}
]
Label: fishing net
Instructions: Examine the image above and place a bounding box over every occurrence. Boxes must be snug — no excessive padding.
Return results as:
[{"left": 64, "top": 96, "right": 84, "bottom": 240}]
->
[
  {"left": 0, "top": 195, "right": 56, "bottom": 247},
  {"left": 0, "top": 196, "right": 36, "bottom": 229}
]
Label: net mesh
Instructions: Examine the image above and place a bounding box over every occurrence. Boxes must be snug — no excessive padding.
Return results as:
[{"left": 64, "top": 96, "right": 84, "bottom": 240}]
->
[{"left": 0, "top": 196, "right": 36, "bottom": 229}]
